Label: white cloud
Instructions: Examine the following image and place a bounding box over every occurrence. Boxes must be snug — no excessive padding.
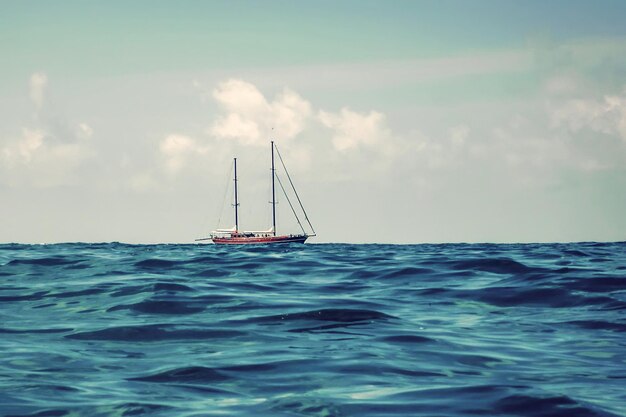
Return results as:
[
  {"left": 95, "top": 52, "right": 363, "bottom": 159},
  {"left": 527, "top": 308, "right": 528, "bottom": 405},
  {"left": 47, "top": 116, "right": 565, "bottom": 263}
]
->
[
  {"left": 550, "top": 88, "right": 626, "bottom": 142},
  {"left": 0, "top": 128, "right": 93, "bottom": 187},
  {"left": 29, "top": 72, "right": 48, "bottom": 108},
  {"left": 76, "top": 123, "right": 94, "bottom": 139},
  {"left": 159, "top": 133, "right": 210, "bottom": 174},
  {"left": 272, "top": 89, "right": 312, "bottom": 139},
  {"left": 0, "top": 72, "right": 96, "bottom": 187},
  {"left": 191, "top": 76, "right": 626, "bottom": 190},
  {"left": 1, "top": 128, "right": 44, "bottom": 164},
  {"left": 318, "top": 108, "right": 391, "bottom": 151},
  {"left": 478, "top": 109, "right": 620, "bottom": 183},
  {"left": 213, "top": 79, "right": 268, "bottom": 114},
  {"left": 209, "top": 79, "right": 311, "bottom": 145},
  {"left": 211, "top": 113, "right": 261, "bottom": 144}
]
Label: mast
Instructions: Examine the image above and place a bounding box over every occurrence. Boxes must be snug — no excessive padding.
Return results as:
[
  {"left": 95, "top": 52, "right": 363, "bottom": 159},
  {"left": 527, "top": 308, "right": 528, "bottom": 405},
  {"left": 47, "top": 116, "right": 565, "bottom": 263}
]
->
[
  {"left": 271, "top": 141, "right": 276, "bottom": 236},
  {"left": 233, "top": 157, "right": 239, "bottom": 232}
]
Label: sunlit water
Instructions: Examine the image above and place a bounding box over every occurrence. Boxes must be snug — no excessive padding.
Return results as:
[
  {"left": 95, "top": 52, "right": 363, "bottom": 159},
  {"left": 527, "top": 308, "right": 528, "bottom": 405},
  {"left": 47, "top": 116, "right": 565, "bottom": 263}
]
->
[{"left": 1, "top": 242, "right": 625, "bottom": 417}]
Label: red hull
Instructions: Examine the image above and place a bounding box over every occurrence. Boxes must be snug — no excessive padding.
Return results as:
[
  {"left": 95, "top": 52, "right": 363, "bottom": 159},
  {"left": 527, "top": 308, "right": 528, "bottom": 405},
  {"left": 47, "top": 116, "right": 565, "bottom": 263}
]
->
[{"left": 212, "top": 234, "right": 308, "bottom": 245}]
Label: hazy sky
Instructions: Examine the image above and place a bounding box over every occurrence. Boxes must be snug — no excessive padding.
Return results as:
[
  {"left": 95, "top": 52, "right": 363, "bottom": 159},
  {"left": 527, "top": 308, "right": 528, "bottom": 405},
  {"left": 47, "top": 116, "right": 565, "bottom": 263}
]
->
[{"left": 1, "top": 0, "right": 626, "bottom": 244}]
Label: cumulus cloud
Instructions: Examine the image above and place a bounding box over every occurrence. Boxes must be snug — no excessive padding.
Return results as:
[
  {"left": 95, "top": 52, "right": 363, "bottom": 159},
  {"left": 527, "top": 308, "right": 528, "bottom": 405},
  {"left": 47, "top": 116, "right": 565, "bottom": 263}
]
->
[
  {"left": 211, "top": 113, "right": 261, "bottom": 143},
  {"left": 159, "top": 134, "right": 210, "bottom": 174},
  {"left": 475, "top": 108, "right": 620, "bottom": 184},
  {"left": 207, "top": 79, "right": 397, "bottom": 158},
  {"left": 209, "top": 79, "right": 311, "bottom": 145},
  {"left": 0, "top": 74, "right": 97, "bottom": 187},
  {"left": 0, "top": 128, "right": 93, "bottom": 187},
  {"left": 29, "top": 72, "right": 48, "bottom": 108},
  {"left": 550, "top": 88, "right": 626, "bottom": 142},
  {"left": 199, "top": 77, "right": 624, "bottom": 187},
  {"left": 1, "top": 129, "right": 44, "bottom": 164},
  {"left": 318, "top": 108, "right": 391, "bottom": 151},
  {"left": 76, "top": 123, "right": 94, "bottom": 139}
]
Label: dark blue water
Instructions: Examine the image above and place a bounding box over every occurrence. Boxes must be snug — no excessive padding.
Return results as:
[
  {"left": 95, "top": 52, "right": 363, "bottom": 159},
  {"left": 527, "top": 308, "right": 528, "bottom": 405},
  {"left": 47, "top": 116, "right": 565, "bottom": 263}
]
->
[{"left": 1, "top": 242, "right": 625, "bottom": 417}]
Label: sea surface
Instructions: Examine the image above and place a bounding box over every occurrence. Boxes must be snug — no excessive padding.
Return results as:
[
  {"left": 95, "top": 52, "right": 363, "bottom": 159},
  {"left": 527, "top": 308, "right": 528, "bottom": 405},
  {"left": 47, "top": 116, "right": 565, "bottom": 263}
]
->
[{"left": 1, "top": 242, "right": 625, "bottom": 417}]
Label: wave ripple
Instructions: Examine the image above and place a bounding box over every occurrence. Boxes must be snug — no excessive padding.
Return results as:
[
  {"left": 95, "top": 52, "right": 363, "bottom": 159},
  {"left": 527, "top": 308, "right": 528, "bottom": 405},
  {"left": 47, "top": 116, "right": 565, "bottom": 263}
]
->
[{"left": 1, "top": 241, "right": 625, "bottom": 416}]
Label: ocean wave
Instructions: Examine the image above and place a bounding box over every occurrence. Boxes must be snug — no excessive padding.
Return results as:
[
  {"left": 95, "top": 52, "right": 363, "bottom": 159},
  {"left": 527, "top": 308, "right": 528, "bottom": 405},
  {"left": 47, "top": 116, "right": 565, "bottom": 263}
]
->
[
  {"left": 66, "top": 324, "right": 246, "bottom": 341},
  {"left": 1, "top": 241, "right": 625, "bottom": 416}
]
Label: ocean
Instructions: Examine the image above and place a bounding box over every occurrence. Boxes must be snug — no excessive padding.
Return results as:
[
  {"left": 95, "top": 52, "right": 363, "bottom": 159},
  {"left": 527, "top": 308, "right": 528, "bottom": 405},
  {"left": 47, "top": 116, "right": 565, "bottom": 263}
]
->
[{"left": 1, "top": 242, "right": 625, "bottom": 417}]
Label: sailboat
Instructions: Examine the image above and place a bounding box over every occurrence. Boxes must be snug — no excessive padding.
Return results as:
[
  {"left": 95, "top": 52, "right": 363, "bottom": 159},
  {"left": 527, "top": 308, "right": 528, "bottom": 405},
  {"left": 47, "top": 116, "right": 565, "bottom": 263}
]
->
[{"left": 196, "top": 141, "right": 316, "bottom": 245}]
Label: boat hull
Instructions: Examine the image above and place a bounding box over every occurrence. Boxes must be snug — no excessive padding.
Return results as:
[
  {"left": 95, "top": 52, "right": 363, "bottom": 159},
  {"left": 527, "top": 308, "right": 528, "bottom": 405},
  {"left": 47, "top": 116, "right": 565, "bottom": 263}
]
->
[{"left": 212, "top": 235, "right": 308, "bottom": 245}]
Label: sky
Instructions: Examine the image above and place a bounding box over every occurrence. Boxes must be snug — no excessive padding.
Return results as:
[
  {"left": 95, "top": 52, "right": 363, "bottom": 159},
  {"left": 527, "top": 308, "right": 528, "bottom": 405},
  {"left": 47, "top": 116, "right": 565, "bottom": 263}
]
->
[{"left": 1, "top": 0, "right": 626, "bottom": 244}]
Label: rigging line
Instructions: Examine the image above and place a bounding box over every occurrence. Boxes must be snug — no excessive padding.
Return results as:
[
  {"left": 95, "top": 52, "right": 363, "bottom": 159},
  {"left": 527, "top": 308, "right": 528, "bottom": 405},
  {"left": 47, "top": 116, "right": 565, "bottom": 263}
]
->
[
  {"left": 275, "top": 173, "right": 306, "bottom": 235},
  {"left": 274, "top": 145, "right": 316, "bottom": 234},
  {"left": 215, "top": 159, "right": 233, "bottom": 231}
]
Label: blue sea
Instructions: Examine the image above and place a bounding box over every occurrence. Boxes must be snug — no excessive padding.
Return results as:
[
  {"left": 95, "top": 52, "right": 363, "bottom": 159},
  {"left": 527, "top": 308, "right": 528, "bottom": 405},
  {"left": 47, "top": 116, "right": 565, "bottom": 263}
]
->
[{"left": 1, "top": 242, "right": 625, "bottom": 417}]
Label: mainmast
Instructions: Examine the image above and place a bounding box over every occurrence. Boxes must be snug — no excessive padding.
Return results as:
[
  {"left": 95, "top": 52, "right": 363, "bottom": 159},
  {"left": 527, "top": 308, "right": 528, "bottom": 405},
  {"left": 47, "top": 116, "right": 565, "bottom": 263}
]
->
[
  {"left": 233, "top": 157, "right": 239, "bottom": 232},
  {"left": 271, "top": 141, "right": 276, "bottom": 236}
]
